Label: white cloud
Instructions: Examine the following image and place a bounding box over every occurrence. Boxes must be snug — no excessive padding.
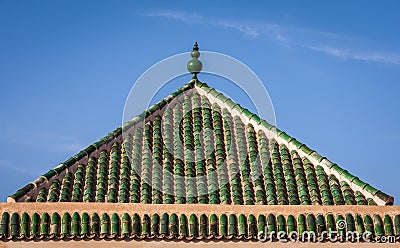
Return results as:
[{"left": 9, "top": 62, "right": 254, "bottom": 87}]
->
[
  {"left": 1, "top": 130, "right": 85, "bottom": 153},
  {"left": 0, "top": 160, "right": 37, "bottom": 176},
  {"left": 145, "top": 10, "right": 202, "bottom": 22},
  {"left": 307, "top": 46, "right": 351, "bottom": 58},
  {"left": 215, "top": 20, "right": 260, "bottom": 38},
  {"left": 308, "top": 45, "right": 400, "bottom": 64},
  {"left": 143, "top": 10, "right": 400, "bottom": 65},
  {"left": 144, "top": 10, "right": 261, "bottom": 38}
]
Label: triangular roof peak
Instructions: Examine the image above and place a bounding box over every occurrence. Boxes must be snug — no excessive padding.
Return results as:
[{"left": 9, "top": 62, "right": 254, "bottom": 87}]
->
[{"left": 8, "top": 79, "right": 393, "bottom": 205}]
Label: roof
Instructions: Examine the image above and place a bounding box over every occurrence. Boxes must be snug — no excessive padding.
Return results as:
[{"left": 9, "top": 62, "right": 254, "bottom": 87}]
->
[
  {"left": 8, "top": 80, "right": 393, "bottom": 206},
  {"left": 0, "top": 203, "right": 399, "bottom": 241}
]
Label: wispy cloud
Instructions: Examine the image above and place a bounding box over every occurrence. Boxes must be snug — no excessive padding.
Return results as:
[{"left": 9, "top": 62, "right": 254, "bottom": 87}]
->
[
  {"left": 1, "top": 130, "right": 85, "bottom": 153},
  {"left": 0, "top": 160, "right": 38, "bottom": 176},
  {"left": 145, "top": 10, "right": 201, "bottom": 22},
  {"left": 308, "top": 45, "right": 400, "bottom": 64},
  {"left": 143, "top": 10, "right": 400, "bottom": 65},
  {"left": 307, "top": 46, "right": 350, "bottom": 58},
  {"left": 214, "top": 20, "right": 260, "bottom": 38},
  {"left": 144, "top": 10, "right": 261, "bottom": 38}
]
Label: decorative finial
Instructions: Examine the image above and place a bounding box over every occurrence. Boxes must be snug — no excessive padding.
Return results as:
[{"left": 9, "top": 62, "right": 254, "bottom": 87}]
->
[{"left": 187, "top": 42, "right": 203, "bottom": 79}]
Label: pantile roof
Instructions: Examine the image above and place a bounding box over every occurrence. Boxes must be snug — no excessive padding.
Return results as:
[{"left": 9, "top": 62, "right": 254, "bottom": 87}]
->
[{"left": 8, "top": 80, "right": 393, "bottom": 206}]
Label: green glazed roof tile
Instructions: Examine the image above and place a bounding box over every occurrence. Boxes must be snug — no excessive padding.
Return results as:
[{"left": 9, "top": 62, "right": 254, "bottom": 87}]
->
[
  {"left": 298, "top": 145, "right": 312, "bottom": 155},
  {"left": 2, "top": 211, "right": 399, "bottom": 241}
]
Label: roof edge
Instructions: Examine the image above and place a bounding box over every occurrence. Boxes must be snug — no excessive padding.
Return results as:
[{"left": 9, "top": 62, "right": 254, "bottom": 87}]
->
[
  {"left": 1, "top": 202, "right": 399, "bottom": 215},
  {"left": 0, "top": 203, "right": 399, "bottom": 242}
]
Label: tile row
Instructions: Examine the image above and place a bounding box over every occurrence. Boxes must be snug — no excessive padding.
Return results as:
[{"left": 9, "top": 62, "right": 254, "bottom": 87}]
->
[{"left": 0, "top": 211, "right": 399, "bottom": 241}]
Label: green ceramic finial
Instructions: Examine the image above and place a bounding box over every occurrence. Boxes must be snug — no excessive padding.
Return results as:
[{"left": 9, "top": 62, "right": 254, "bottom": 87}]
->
[{"left": 187, "top": 42, "right": 202, "bottom": 79}]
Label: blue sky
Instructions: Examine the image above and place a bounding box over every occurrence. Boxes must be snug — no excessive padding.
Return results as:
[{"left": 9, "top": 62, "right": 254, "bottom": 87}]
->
[{"left": 1, "top": 1, "right": 399, "bottom": 203}]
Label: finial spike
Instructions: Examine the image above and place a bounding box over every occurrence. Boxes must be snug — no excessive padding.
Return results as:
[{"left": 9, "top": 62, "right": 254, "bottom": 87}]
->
[
  {"left": 193, "top": 42, "right": 199, "bottom": 51},
  {"left": 187, "top": 42, "right": 202, "bottom": 78}
]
